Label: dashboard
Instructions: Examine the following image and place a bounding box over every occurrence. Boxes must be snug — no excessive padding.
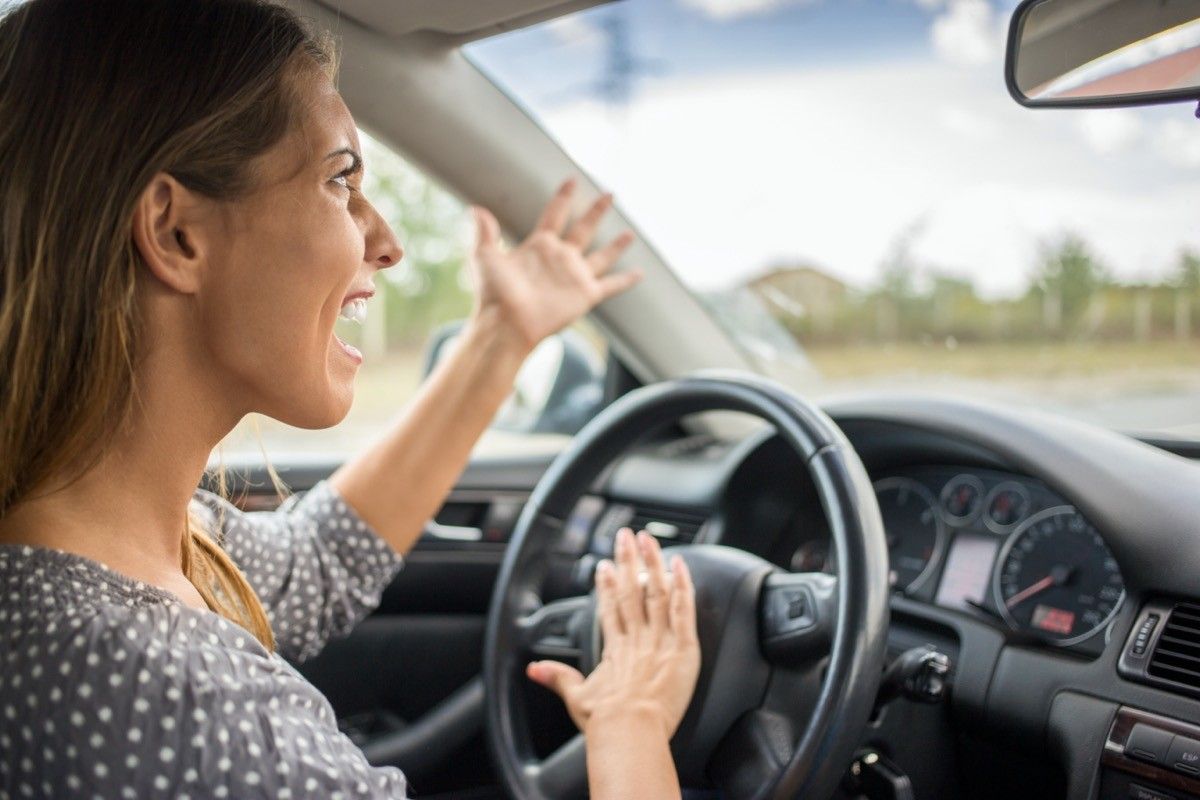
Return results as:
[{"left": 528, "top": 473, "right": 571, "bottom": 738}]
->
[
  {"left": 577, "top": 437, "right": 1126, "bottom": 657},
  {"left": 547, "top": 396, "right": 1200, "bottom": 800}
]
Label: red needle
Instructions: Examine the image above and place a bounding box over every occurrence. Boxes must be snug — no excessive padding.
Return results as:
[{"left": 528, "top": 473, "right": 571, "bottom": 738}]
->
[{"left": 1006, "top": 574, "right": 1055, "bottom": 609}]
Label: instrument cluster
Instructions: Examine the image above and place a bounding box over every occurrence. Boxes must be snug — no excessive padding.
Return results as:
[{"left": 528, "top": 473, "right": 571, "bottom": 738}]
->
[{"left": 793, "top": 466, "right": 1125, "bottom": 650}]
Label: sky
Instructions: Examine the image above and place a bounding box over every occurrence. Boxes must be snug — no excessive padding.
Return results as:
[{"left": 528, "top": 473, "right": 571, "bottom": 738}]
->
[{"left": 468, "top": 0, "right": 1200, "bottom": 299}]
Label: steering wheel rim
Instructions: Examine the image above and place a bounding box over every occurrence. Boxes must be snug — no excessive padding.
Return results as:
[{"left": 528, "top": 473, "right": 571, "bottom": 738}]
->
[{"left": 483, "top": 372, "right": 890, "bottom": 800}]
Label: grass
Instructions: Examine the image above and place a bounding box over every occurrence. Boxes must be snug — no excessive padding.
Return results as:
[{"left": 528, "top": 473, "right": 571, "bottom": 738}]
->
[{"left": 806, "top": 339, "right": 1200, "bottom": 381}]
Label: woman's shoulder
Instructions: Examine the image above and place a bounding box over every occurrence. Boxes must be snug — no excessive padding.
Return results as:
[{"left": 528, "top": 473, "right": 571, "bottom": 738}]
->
[
  {"left": 0, "top": 545, "right": 318, "bottom": 730},
  {"left": 0, "top": 543, "right": 279, "bottom": 674}
]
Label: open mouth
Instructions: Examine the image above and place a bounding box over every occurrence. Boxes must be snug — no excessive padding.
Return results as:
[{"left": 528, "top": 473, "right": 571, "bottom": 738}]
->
[
  {"left": 333, "top": 295, "right": 369, "bottom": 364},
  {"left": 339, "top": 297, "right": 368, "bottom": 324}
]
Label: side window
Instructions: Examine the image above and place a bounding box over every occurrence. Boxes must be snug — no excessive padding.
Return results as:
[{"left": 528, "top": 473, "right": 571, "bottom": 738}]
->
[{"left": 217, "top": 132, "right": 608, "bottom": 461}]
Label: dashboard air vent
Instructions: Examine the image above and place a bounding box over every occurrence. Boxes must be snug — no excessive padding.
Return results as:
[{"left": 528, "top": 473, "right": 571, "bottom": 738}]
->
[{"left": 1148, "top": 602, "right": 1200, "bottom": 692}]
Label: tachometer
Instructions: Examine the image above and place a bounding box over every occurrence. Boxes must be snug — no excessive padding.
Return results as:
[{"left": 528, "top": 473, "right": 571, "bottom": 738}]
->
[
  {"left": 875, "top": 477, "right": 946, "bottom": 593},
  {"left": 993, "top": 506, "right": 1125, "bottom": 646}
]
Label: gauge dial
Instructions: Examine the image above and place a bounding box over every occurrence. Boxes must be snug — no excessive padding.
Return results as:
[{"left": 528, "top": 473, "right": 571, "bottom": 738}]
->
[
  {"left": 993, "top": 506, "right": 1125, "bottom": 646},
  {"left": 941, "top": 474, "right": 984, "bottom": 525},
  {"left": 984, "top": 481, "right": 1032, "bottom": 532},
  {"left": 874, "top": 477, "right": 946, "bottom": 593}
]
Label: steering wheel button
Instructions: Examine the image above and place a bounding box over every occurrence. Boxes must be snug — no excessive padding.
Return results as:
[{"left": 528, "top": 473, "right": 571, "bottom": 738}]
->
[
  {"left": 1127, "top": 724, "right": 1174, "bottom": 763},
  {"left": 1167, "top": 735, "right": 1200, "bottom": 776}
]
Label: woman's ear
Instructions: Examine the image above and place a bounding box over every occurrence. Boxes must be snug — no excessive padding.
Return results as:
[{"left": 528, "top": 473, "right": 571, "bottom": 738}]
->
[{"left": 131, "top": 172, "right": 210, "bottom": 294}]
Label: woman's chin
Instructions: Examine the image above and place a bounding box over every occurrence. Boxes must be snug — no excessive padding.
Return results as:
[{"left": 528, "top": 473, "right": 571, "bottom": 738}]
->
[
  {"left": 263, "top": 337, "right": 359, "bottom": 429},
  {"left": 277, "top": 391, "right": 353, "bottom": 430},
  {"left": 268, "top": 374, "right": 354, "bottom": 430}
]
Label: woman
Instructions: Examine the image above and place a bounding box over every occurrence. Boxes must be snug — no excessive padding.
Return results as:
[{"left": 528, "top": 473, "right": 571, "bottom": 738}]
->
[{"left": 0, "top": 0, "right": 701, "bottom": 797}]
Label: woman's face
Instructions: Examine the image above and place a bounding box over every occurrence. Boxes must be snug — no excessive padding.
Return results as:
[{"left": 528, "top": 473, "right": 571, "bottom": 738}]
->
[{"left": 198, "top": 67, "right": 402, "bottom": 430}]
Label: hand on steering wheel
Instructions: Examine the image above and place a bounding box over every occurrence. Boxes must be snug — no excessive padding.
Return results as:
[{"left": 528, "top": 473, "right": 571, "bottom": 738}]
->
[
  {"left": 526, "top": 528, "right": 701, "bottom": 740},
  {"left": 486, "top": 374, "right": 889, "bottom": 799}
]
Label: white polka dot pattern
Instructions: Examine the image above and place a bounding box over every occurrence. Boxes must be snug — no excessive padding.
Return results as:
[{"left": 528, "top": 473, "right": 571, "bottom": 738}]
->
[{"left": 0, "top": 480, "right": 408, "bottom": 798}]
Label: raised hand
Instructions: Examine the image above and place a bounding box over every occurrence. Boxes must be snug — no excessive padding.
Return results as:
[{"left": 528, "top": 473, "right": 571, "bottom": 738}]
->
[
  {"left": 469, "top": 179, "right": 643, "bottom": 354},
  {"left": 526, "top": 528, "right": 701, "bottom": 740}
]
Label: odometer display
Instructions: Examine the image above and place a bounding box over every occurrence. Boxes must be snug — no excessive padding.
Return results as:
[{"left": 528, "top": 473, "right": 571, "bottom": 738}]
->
[{"left": 993, "top": 506, "right": 1125, "bottom": 645}]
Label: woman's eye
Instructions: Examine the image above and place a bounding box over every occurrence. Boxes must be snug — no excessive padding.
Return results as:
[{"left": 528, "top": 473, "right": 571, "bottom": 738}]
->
[{"left": 331, "top": 172, "right": 352, "bottom": 190}]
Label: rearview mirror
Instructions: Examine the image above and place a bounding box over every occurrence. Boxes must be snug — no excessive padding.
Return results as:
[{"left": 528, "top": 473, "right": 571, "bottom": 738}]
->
[{"left": 1007, "top": 0, "right": 1200, "bottom": 107}]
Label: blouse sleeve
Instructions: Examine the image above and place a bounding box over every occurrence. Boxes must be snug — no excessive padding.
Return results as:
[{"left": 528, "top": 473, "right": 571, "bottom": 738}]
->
[{"left": 189, "top": 480, "right": 404, "bottom": 663}]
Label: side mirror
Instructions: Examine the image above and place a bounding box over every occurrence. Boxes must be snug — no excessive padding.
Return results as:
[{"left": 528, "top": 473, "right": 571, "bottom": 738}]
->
[
  {"left": 422, "top": 321, "right": 606, "bottom": 436},
  {"left": 1006, "top": 0, "right": 1200, "bottom": 107}
]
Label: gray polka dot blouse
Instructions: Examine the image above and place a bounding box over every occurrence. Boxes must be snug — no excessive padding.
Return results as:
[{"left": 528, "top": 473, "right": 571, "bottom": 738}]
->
[{"left": 0, "top": 480, "right": 409, "bottom": 799}]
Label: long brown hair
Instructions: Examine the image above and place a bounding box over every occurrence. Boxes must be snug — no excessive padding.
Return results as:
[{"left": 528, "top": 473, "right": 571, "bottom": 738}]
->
[{"left": 0, "top": 0, "right": 337, "bottom": 649}]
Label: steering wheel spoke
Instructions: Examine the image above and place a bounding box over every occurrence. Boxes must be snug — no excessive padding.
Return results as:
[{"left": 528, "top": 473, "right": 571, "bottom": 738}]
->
[
  {"left": 759, "top": 571, "right": 837, "bottom": 666},
  {"left": 709, "top": 709, "right": 798, "bottom": 800},
  {"left": 523, "top": 734, "right": 587, "bottom": 799},
  {"left": 517, "top": 595, "right": 593, "bottom": 661}
]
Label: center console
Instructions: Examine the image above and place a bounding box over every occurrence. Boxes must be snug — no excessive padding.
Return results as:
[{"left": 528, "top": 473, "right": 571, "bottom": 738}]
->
[{"left": 1101, "top": 708, "right": 1200, "bottom": 800}]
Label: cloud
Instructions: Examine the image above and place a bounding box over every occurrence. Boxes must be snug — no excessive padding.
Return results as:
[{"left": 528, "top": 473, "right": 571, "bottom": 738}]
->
[
  {"left": 1154, "top": 119, "right": 1200, "bottom": 168},
  {"left": 938, "top": 106, "right": 1000, "bottom": 140},
  {"left": 544, "top": 15, "right": 604, "bottom": 51},
  {"left": 541, "top": 63, "right": 1200, "bottom": 298},
  {"left": 930, "top": 0, "right": 1004, "bottom": 66},
  {"left": 1077, "top": 109, "right": 1144, "bottom": 155},
  {"left": 678, "top": 0, "right": 814, "bottom": 21}
]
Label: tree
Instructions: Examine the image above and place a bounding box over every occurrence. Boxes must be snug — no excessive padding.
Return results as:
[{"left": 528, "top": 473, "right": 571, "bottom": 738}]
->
[
  {"left": 1029, "top": 233, "right": 1109, "bottom": 330},
  {"left": 361, "top": 132, "right": 473, "bottom": 347},
  {"left": 877, "top": 220, "right": 926, "bottom": 303},
  {"left": 1175, "top": 248, "right": 1200, "bottom": 294}
]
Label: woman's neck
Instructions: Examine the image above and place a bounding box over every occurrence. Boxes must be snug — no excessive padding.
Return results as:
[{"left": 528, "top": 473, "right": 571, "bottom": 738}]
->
[{"left": 0, "top": 349, "right": 239, "bottom": 610}]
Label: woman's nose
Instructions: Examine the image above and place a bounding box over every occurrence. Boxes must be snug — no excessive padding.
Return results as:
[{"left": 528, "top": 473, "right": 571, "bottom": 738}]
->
[{"left": 364, "top": 202, "right": 403, "bottom": 271}]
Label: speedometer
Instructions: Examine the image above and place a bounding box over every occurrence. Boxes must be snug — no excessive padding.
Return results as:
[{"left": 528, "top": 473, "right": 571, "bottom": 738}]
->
[{"left": 993, "top": 506, "right": 1125, "bottom": 646}]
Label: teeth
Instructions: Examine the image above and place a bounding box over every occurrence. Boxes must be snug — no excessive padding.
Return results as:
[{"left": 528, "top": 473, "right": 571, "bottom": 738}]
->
[{"left": 338, "top": 298, "right": 368, "bottom": 324}]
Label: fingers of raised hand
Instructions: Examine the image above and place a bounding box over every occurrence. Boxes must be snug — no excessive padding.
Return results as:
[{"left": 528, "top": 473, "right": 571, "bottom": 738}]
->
[
  {"left": 586, "top": 230, "right": 634, "bottom": 277},
  {"left": 593, "top": 267, "right": 643, "bottom": 305},
  {"left": 534, "top": 178, "right": 577, "bottom": 235},
  {"left": 472, "top": 205, "right": 502, "bottom": 254},
  {"left": 564, "top": 192, "right": 614, "bottom": 249}
]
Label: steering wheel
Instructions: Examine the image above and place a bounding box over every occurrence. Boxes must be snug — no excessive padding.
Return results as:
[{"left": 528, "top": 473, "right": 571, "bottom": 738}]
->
[{"left": 483, "top": 373, "right": 890, "bottom": 800}]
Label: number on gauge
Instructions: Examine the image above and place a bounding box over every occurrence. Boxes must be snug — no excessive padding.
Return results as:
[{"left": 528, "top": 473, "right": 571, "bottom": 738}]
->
[
  {"left": 994, "top": 506, "right": 1125, "bottom": 645},
  {"left": 874, "top": 477, "right": 945, "bottom": 593}
]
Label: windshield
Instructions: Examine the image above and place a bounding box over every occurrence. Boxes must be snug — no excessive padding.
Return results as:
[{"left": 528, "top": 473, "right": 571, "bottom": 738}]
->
[{"left": 467, "top": 0, "right": 1200, "bottom": 435}]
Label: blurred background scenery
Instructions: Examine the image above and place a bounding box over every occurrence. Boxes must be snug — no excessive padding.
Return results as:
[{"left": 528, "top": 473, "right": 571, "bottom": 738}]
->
[{"left": 221, "top": 0, "right": 1200, "bottom": 463}]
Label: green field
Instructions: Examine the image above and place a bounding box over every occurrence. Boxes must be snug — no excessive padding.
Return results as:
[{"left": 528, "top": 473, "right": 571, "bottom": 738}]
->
[{"left": 806, "top": 340, "right": 1200, "bottom": 381}]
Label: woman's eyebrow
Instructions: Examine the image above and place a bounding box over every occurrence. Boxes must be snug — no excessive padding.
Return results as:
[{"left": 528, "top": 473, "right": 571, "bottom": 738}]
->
[{"left": 325, "top": 146, "right": 362, "bottom": 172}]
